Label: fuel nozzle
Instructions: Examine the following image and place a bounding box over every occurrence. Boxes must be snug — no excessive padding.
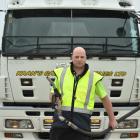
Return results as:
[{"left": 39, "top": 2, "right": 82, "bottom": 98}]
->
[{"left": 46, "top": 77, "right": 62, "bottom": 110}]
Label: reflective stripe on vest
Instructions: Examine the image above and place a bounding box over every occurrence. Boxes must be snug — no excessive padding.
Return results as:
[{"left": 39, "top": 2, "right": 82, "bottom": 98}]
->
[
  {"left": 61, "top": 106, "right": 93, "bottom": 114},
  {"left": 60, "top": 67, "right": 94, "bottom": 114},
  {"left": 84, "top": 68, "right": 94, "bottom": 109},
  {"left": 60, "top": 66, "right": 68, "bottom": 96}
]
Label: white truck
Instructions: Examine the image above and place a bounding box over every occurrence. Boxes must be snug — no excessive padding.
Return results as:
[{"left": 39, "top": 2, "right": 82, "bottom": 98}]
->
[{"left": 0, "top": 0, "right": 140, "bottom": 139}]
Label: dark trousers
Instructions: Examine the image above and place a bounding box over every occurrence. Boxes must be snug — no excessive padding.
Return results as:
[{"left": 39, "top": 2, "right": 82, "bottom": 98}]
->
[{"left": 50, "top": 127, "right": 92, "bottom": 140}]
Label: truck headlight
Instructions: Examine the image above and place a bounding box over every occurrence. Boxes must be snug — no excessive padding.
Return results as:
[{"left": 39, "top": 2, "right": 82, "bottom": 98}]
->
[
  {"left": 117, "top": 119, "right": 138, "bottom": 129},
  {"left": 5, "top": 119, "right": 34, "bottom": 129}
]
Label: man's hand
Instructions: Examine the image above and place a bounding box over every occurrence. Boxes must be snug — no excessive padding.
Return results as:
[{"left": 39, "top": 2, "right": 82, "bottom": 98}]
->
[
  {"left": 109, "top": 118, "right": 118, "bottom": 129},
  {"left": 55, "top": 97, "right": 62, "bottom": 114},
  {"left": 102, "top": 96, "right": 118, "bottom": 129}
]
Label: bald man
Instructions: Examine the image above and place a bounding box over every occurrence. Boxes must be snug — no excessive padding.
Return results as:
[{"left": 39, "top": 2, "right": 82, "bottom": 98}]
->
[{"left": 50, "top": 47, "right": 117, "bottom": 140}]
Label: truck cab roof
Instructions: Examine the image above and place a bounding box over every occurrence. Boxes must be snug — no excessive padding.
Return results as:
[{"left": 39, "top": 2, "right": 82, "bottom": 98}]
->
[{"left": 7, "top": 0, "right": 135, "bottom": 11}]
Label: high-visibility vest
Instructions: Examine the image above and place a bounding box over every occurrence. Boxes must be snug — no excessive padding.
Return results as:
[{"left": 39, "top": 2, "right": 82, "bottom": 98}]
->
[{"left": 54, "top": 66, "right": 103, "bottom": 114}]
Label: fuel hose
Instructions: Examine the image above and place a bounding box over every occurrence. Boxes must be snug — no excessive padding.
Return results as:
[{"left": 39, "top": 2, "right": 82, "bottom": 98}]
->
[{"left": 47, "top": 76, "right": 140, "bottom": 138}]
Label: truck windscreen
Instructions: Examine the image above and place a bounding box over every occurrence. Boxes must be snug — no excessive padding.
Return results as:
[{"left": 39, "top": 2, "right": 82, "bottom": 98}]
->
[{"left": 2, "top": 9, "right": 140, "bottom": 57}]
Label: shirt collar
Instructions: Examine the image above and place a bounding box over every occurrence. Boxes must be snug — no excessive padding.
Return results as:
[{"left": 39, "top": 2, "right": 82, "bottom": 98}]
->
[{"left": 70, "top": 62, "right": 89, "bottom": 77}]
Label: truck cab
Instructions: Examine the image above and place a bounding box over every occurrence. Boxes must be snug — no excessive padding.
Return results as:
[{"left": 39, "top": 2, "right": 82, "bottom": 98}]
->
[{"left": 0, "top": 0, "right": 140, "bottom": 139}]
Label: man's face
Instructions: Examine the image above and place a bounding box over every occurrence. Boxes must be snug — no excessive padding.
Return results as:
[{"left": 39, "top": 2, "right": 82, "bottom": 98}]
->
[{"left": 72, "top": 48, "right": 86, "bottom": 69}]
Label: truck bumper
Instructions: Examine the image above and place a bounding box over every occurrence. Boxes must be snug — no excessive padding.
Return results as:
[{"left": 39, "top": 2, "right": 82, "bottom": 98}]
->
[{"left": 0, "top": 106, "right": 139, "bottom": 140}]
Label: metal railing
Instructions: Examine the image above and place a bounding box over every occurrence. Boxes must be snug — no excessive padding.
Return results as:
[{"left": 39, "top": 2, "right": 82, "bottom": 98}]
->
[{"left": 2, "top": 36, "right": 140, "bottom": 57}]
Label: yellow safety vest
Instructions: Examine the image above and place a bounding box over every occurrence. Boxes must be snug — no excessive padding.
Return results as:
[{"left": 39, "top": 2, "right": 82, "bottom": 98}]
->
[{"left": 54, "top": 66, "right": 103, "bottom": 114}]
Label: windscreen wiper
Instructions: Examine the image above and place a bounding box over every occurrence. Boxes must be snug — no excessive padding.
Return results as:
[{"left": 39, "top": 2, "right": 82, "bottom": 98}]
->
[{"left": 5, "top": 37, "right": 36, "bottom": 48}]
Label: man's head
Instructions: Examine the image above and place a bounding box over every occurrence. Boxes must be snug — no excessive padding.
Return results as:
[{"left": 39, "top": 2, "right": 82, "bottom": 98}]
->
[{"left": 72, "top": 47, "right": 87, "bottom": 69}]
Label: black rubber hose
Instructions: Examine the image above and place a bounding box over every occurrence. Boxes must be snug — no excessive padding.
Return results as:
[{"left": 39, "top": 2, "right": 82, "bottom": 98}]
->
[
  {"left": 47, "top": 76, "right": 140, "bottom": 138},
  {"left": 59, "top": 105, "right": 140, "bottom": 138}
]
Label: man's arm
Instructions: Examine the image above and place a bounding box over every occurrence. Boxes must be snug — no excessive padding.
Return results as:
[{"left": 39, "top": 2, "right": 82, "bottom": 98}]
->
[
  {"left": 95, "top": 80, "right": 117, "bottom": 129},
  {"left": 101, "top": 96, "right": 117, "bottom": 129}
]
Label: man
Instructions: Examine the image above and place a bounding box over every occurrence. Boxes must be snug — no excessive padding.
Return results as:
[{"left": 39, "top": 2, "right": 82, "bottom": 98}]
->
[{"left": 49, "top": 47, "right": 117, "bottom": 140}]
